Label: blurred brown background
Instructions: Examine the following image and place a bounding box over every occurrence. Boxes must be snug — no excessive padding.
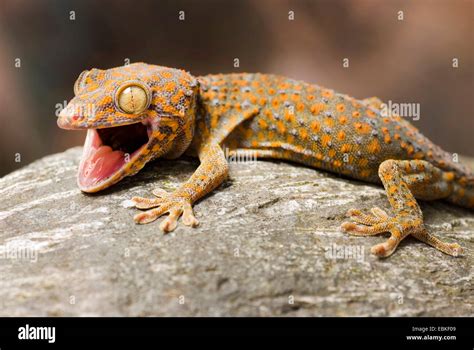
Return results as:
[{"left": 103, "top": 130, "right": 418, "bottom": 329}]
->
[{"left": 0, "top": 0, "right": 472, "bottom": 176}]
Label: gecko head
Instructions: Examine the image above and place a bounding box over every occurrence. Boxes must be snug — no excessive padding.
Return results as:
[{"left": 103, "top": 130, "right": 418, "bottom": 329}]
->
[{"left": 57, "top": 63, "right": 198, "bottom": 193}]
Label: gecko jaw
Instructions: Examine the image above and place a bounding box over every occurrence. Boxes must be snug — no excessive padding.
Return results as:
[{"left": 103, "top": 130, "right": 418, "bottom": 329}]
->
[{"left": 77, "top": 120, "right": 151, "bottom": 192}]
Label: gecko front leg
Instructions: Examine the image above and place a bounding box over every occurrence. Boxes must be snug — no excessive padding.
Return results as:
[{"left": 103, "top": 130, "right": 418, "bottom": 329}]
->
[{"left": 131, "top": 143, "right": 229, "bottom": 232}]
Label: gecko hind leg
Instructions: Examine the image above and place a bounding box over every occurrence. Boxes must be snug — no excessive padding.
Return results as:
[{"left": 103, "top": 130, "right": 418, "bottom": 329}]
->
[{"left": 341, "top": 159, "right": 463, "bottom": 257}]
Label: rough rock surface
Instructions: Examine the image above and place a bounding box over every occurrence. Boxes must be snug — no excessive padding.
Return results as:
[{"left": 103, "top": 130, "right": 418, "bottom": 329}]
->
[{"left": 0, "top": 147, "right": 473, "bottom": 316}]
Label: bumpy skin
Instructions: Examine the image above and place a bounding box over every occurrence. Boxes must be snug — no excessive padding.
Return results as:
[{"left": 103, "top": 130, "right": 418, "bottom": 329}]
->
[{"left": 58, "top": 63, "right": 474, "bottom": 257}]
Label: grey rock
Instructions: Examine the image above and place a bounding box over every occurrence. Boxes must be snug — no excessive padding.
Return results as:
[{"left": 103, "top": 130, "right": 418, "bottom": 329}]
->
[{"left": 0, "top": 147, "right": 472, "bottom": 316}]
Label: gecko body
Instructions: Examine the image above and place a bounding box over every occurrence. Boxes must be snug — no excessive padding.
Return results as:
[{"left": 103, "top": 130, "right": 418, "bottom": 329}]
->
[{"left": 58, "top": 63, "right": 473, "bottom": 257}]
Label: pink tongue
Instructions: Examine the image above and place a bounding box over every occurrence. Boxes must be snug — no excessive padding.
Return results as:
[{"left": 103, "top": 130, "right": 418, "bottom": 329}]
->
[{"left": 80, "top": 145, "right": 125, "bottom": 187}]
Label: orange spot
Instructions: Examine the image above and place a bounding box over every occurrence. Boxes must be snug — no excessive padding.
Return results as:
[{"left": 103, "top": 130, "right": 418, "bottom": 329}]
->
[
  {"left": 416, "top": 162, "right": 425, "bottom": 171},
  {"left": 367, "top": 138, "right": 381, "bottom": 153},
  {"left": 339, "top": 115, "right": 348, "bottom": 124},
  {"left": 328, "top": 149, "right": 336, "bottom": 158},
  {"left": 337, "top": 130, "right": 346, "bottom": 141},
  {"left": 284, "top": 110, "right": 296, "bottom": 123},
  {"left": 336, "top": 104, "right": 345, "bottom": 113},
  {"left": 296, "top": 102, "right": 305, "bottom": 112},
  {"left": 321, "top": 134, "right": 332, "bottom": 147},
  {"left": 340, "top": 144, "right": 352, "bottom": 153},
  {"left": 210, "top": 116, "right": 218, "bottom": 129},
  {"left": 164, "top": 81, "right": 176, "bottom": 92},
  {"left": 324, "top": 117, "right": 335, "bottom": 128},
  {"left": 354, "top": 122, "right": 371, "bottom": 134},
  {"left": 161, "top": 71, "right": 173, "bottom": 79},
  {"left": 366, "top": 109, "right": 376, "bottom": 118},
  {"left": 310, "top": 120, "right": 320, "bottom": 133},
  {"left": 443, "top": 172, "right": 455, "bottom": 182},
  {"left": 384, "top": 134, "right": 392, "bottom": 144},
  {"left": 352, "top": 111, "right": 361, "bottom": 118},
  {"left": 322, "top": 89, "right": 333, "bottom": 98},
  {"left": 310, "top": 103, "right": 325, "bottom": 115},
  {"left": 291, "top": 94, "right": 301, "bottom": 102},
  {"left": 277, "top": 121, "right": 286, "bottom": 134},
  {"left": 414, "top": 152, "right": 424, "bottom": 159},
  {"left": 171, "top": 91, "right": 184, "bottom": 105},
  {"left": 258, "top": 119, "right": 268, "bottom": 129},
  {"left": 299, "top": 128, "right": 308, "bottom": 140},
  {"left": 389, "top": 185, "right": 398, "bottom": 194},
  {"left": 251, "top": 81, "right": 260, "bottom": 88}
]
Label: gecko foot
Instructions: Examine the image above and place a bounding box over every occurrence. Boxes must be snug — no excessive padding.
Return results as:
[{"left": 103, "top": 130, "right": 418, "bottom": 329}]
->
[
  {"left": 340, "top": 207, "right": 463, "bottom": 257},
  {"left": 131, "top": 190, "right": 199, "bottom": 232}
]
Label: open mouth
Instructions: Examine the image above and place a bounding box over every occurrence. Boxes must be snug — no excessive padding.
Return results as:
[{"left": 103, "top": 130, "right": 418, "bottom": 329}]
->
[{"left": 78, "top": 120, "right": 151, "bottom": 191}]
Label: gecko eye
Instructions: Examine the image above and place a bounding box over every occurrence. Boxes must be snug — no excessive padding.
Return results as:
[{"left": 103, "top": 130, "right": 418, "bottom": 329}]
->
[{"left": 115, "top": 82, "right": 151, "bottom": 114}]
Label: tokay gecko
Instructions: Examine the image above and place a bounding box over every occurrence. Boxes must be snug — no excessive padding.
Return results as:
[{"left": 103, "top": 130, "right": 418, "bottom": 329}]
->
[{"left": 57, "top": 63, "right": 474, "bottom": 257}]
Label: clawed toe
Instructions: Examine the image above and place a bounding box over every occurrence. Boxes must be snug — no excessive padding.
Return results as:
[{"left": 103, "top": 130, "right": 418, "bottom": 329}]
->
[
  {"left": 346, "top": 207, "right": 389, "bottom": 225},
  {"left": 341, "top": 207, "right": 404, "bottom": 257},
  {"left": 341, "top": 207, "right": 394, "bottom": 237},
  {"left": 129, "top": 190, "right": 198, "bottom": 233},
  {"left": 134, "top": 208, "right": 164, "bottom": 224},
  {"left": 341, "top": 207, "right": 464, "bottom": 257},
  {"left": 132, "top": 196, "right": 163, "bottom": 209}
]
